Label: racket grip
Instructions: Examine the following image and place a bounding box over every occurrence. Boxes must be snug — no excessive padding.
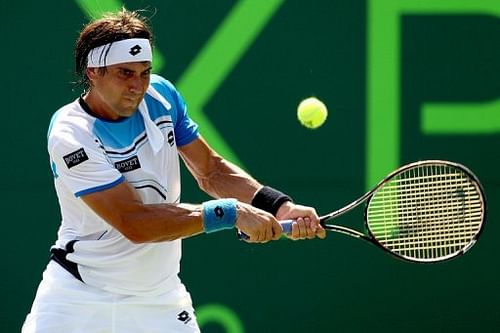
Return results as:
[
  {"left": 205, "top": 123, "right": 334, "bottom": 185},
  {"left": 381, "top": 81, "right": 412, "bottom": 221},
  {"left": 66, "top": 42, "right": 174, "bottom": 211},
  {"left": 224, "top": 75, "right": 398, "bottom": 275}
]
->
[
  {"left": 237, "top": 220, "right": 294, "bottom": 240},
  {"left": 280, "top": 220, "right": 294, "bottom": 234}
]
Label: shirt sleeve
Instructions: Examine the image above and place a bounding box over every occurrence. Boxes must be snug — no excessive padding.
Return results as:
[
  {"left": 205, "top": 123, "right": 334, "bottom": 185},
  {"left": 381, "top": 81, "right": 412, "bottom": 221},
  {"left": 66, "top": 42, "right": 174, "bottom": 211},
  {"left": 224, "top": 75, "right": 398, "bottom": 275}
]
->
[
  {"left": 171, "top": 88, "right": 199, "bottom": 146},
  {"left": 49, "top": 128, "right": 125, "bottom": 197},
  {"left": 150, "top": 75, "right": 199, "bottom": 146}
]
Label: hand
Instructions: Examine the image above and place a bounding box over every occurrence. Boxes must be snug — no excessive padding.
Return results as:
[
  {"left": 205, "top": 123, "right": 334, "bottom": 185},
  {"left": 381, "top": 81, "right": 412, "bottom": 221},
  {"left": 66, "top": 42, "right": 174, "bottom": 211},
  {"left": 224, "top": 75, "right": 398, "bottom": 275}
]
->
[
  {"left": 276, "top": 201, "right": 326, "bottom": 240},
  {"left": 235, "top": 202, "right": 282, "bottom": 243}
]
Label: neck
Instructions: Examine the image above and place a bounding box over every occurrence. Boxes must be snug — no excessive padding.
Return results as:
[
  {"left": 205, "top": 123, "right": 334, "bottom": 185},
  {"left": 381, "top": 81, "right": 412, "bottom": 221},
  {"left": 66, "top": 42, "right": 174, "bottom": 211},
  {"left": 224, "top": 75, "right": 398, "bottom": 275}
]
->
[{"left": 82, "top": 90, "right": 121, "bottom": 121}]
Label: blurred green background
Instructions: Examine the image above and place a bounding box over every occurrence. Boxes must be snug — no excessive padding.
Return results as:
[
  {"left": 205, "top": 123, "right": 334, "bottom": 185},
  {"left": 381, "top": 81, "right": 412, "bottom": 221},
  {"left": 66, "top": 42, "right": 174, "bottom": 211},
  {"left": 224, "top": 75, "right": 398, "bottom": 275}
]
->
[{"left": 2, "top": 0, "right": 499, "bottom": 332}]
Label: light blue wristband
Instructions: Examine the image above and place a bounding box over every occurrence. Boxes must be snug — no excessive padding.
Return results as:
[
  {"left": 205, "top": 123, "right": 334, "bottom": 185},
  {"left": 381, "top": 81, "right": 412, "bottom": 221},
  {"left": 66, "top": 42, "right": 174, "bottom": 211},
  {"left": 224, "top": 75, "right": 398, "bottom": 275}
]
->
[{"left": 202, "top": 199, "right": 238, "bottom": 233}]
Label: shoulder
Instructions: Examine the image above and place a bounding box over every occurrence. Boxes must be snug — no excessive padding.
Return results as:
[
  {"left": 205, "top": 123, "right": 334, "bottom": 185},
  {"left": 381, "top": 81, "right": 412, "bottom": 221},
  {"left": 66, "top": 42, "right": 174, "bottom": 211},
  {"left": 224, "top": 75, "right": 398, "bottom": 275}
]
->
[
  {"left": 149, "top": 74, "right": 179, "bottom": 97},
  {"left": 48, "top": 100, "right": 95, "bottom": 151},
  {"left": 147, "top": 74, "right": 188, "bottom": 120}
]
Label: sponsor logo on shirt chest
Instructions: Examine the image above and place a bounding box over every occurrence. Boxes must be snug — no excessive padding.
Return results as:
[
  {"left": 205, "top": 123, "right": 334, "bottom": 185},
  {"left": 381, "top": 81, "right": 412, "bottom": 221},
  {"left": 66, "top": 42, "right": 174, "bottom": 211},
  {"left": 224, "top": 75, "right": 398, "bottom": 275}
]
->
[{"left": 114, "top": 156, "right": 141, "bottom": 173}]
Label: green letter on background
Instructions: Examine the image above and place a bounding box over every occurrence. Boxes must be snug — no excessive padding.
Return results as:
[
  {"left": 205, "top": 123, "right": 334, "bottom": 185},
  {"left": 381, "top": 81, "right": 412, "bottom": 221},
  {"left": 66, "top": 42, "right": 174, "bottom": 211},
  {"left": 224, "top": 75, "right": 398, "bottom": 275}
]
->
[
  {"left": 177, "top": 0, "right": 285, "bottom": 166},
  {"left": 367, "top": 0, "right": 500, "bottom": 188},
  {"left": 196, "top": 304, "right": 245, "bottom": 333}
]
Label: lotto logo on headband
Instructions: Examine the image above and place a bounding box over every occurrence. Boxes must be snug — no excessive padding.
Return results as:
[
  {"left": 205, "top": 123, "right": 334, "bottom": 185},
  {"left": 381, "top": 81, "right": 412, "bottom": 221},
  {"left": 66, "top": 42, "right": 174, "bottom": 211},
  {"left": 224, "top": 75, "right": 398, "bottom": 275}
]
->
[
  {"left": 87, "top": 38, "right": 152, "bottom": 68},
  {"left": 129, "top": 45, "right": 142, "bottom": 56}
]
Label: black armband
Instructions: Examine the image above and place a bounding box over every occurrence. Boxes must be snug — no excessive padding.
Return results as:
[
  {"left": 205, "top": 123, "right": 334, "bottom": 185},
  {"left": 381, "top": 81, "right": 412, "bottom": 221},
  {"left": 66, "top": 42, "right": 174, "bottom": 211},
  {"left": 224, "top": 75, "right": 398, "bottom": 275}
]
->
[{"left": 251, "top": 186, "right": 293, "bottom": 216}]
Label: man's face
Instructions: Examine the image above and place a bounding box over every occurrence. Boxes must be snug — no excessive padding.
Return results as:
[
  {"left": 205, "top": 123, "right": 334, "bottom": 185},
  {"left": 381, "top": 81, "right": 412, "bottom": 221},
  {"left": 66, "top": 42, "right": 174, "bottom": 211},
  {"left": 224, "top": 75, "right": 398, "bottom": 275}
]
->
[{"left": 87, "top": 61, "right": 152, "bottom": 119}]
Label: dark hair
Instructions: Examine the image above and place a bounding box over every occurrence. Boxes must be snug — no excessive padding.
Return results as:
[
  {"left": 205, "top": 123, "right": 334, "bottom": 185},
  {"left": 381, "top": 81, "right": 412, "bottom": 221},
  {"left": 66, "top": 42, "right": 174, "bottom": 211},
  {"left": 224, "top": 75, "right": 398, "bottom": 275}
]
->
[{"left": 75, "top": 8, "right": 154, "bottom": 89}]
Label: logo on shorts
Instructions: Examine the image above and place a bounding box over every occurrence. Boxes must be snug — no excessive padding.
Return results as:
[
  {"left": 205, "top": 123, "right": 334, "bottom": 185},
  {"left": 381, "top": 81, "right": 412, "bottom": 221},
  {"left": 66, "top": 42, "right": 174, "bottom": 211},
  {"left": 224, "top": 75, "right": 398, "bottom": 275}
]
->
[
  {"left": 63, "top": 148, "right": 89, "bottom": 169},
  {"left": 114, "top": 156, "right": 141, "bottom": 173},
  {"left": 177, "top": 310, "right": 192, "bottom": 324},
  {"left": 129, "top": 45, "right": 142, "bottom": 56}
]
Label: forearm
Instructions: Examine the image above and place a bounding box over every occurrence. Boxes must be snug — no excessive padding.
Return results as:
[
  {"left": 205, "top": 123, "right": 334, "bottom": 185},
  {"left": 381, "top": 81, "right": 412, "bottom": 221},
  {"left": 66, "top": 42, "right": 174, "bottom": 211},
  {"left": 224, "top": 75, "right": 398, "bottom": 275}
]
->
[
  {"left": 179, "top": 137, "right": 265, "bottom": 203},
  {"left": 194, "top": 155, "right": 262, "bottom": 203},
  {"left": 81, "top": 183, "right": 205, "bottom": 243},
  {"left": 122, "top": 203, "right": 204, "bottom": 243},
  {"left": 180, "top": 139, "right": 294, "bottom": 213}
]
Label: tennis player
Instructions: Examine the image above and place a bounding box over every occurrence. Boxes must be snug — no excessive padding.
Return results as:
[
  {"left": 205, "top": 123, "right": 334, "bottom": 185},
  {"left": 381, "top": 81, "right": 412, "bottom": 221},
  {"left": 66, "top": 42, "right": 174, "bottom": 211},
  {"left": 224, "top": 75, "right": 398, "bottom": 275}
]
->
[{"left": 22, "top": 9, "right": 325, "bottom": 333}]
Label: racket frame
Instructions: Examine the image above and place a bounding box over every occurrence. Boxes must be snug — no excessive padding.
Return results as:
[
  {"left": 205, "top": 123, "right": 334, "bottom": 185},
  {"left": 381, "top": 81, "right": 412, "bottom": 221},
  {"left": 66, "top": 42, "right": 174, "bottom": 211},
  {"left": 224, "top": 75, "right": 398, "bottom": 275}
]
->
[{"left": 319, "top": 160, "right": 487, "bottom": 263}]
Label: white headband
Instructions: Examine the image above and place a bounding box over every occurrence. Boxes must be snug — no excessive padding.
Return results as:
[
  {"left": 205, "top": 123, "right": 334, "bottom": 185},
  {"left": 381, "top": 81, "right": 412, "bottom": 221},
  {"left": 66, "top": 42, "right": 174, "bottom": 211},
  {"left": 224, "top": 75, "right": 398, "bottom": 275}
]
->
[{"left": 87, "top": 38, "right": 152, "bottom": 68}]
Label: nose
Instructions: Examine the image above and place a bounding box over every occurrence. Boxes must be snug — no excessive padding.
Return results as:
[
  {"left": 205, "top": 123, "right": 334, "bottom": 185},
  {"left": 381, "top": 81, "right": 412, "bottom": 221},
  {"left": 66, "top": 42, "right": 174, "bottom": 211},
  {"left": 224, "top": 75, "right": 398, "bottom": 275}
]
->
[{"left": 128, "top": 76, "right": 143, "bottom": 94}]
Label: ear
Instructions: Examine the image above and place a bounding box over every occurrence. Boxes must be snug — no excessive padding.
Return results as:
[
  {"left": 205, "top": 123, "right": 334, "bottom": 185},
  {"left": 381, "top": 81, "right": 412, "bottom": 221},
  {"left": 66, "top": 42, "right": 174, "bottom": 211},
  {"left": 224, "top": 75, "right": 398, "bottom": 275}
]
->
[{"left": 86, "top": 67, "right": 98, "bottom": 81}]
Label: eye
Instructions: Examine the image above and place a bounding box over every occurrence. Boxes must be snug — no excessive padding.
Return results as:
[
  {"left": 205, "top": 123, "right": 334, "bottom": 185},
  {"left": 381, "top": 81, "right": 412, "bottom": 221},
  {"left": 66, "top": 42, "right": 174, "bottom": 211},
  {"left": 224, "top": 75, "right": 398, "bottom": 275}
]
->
[
  {"left": 118, "top": 69, "right": 133, "bottom": 78},
  {"left": 141, "top": 69, "right": 151, "bottom": 78}
]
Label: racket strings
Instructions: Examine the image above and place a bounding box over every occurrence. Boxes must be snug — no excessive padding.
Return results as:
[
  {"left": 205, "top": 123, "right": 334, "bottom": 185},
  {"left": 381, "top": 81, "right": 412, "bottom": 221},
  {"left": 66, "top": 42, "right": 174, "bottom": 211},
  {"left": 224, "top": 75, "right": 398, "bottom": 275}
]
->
[{"left": 366, "top": 164, "right": 484, "bottom": 260}]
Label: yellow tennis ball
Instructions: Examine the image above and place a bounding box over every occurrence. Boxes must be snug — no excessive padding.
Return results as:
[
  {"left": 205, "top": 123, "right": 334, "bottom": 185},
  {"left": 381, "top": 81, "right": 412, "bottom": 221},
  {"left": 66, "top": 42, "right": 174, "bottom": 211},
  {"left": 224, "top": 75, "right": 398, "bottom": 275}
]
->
[{"left": 297, "top": 97, "right": 328, "bottom": 129}]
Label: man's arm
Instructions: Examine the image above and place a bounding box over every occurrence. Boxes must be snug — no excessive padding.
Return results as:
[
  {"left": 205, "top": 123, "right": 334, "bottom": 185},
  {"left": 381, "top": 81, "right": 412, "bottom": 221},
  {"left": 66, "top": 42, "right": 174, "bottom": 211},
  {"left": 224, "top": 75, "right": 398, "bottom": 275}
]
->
[
  {"left": 80, "top": 181, "right": 205, "bottom": 243},
  {"left": 80, "top": 179, "right": 284, "bottom": 243},
  {"left": 80, "top": 135, "right": 323, "bottom": 243},
  {"left": 179, "top": 136, "right": 326, "bottom": 240},
  {"left": 178, "top": 136, "right": 261, "bottom": 203},
  {"left": 79, "top": 136, "right": 283, "bottom": 243}
]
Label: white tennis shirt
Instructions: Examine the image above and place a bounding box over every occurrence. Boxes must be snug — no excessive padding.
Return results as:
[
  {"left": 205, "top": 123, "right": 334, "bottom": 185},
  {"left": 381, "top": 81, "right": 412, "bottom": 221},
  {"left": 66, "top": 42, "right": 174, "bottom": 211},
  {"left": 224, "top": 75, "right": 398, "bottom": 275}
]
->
[{"left": 47, "top": 75, "right": 199, "bottom": 296}]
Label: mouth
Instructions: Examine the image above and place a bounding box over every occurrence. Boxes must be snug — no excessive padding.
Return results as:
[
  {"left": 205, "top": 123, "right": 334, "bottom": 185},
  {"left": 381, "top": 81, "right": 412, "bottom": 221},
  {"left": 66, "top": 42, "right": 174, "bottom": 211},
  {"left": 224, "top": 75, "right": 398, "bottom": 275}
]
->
[
  {"left": 123, "top": 95, "right": 140, "bottom": 102},
  {"left": 122, "top": 96, "right": 144, "bottom": 109}
]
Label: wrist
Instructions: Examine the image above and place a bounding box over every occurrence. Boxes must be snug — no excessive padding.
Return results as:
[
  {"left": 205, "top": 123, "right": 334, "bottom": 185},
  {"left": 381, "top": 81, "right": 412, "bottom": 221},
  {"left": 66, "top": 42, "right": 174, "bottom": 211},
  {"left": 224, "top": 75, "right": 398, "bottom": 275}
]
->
[
  {"left": 202, "top": 198, "right": 238, "bottom": 233},
  {"left": 275, "top": 200, "right": 294, "bottom": 220},
  {"left": 251, "top": 186, "right": 293, "bottom": 216}
]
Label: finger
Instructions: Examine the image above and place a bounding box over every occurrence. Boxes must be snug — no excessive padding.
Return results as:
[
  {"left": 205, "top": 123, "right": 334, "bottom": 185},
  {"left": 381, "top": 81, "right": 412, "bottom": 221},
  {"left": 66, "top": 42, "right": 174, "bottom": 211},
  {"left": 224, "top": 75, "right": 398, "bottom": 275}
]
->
[
  {"left": 310, "top": 210, "right": 320, "bottom": 225},
  {"left": 304, "top": 218, "right": 315, "bottom": 239},
  {"left": 316, "top": 225, "right": 327, "bottom": 239},
  {"left": 250, "top": 230, "right": 261, "bottom": 243},
  {"left": 309, "top": 216, "right": 318, "bottom": 233},
  {"left": 272, "top": 221, "right": 282, "bottom": 240},
  {"left": 297, "top": 218, "right": 307, "bottom": 239},
  {"left": 290, "top": 222, "right": 300, "bottom": 241},
  {"left": 258, "top": 229, "right": 268, "bottom": 243},
  {"left": 263, "top": 223, "right": 274, "bottom": 243}
]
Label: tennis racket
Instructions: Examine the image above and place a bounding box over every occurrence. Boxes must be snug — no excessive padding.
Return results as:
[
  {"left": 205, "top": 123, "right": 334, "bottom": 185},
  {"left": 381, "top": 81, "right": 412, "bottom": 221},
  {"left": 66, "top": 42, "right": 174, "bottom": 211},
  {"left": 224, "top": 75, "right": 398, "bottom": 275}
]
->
[{"left": 241, "top": 160, "right": 487, "bottom": 263}]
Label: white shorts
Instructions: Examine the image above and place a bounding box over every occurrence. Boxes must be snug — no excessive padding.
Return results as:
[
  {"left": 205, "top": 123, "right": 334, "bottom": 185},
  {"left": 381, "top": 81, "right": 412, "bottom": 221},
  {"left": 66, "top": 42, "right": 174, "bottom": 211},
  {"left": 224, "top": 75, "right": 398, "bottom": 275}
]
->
[{"left": 22, "top": 261, "right": 200, "bottom": 333}]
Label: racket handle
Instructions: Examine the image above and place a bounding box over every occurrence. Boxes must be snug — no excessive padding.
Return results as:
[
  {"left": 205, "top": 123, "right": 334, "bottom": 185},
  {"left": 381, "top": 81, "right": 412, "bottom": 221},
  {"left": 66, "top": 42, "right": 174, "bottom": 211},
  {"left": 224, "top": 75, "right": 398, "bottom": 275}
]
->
[
  {"left": 280, "top": 220, "right": 294, "bottom": 234},
  {"left": 237, "top": 220, "right": 294, "bottom": 240}
]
